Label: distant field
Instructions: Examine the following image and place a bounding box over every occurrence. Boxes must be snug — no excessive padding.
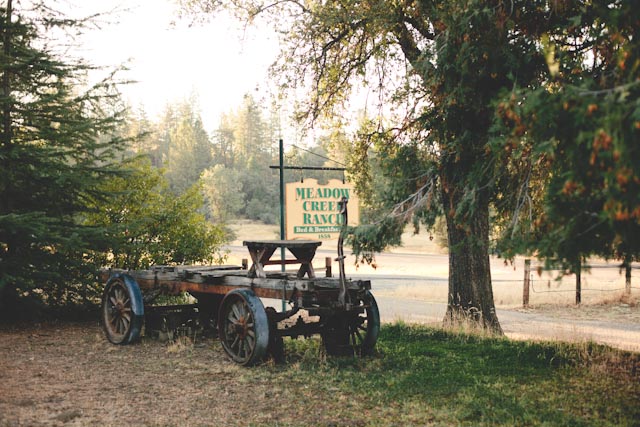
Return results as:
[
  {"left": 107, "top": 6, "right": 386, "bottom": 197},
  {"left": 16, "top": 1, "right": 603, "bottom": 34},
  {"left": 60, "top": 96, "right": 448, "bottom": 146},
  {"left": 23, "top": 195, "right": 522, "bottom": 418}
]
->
[
  {"left": 227, "top": 219, "right": 446, "bottom": 254},
  {"left": 225, "top": 220, "right": 638, "bottom": 309}
]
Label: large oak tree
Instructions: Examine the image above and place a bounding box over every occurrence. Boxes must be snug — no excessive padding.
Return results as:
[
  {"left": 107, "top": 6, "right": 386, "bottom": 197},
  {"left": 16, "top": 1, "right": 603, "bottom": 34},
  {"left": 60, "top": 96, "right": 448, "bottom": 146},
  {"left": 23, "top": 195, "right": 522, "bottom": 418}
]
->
[
  {"left": 181, "top": 0, "right": 613, "bottom": 331},
  {"left": 494, "top": 1, "right": 640, "bottom": 281}
]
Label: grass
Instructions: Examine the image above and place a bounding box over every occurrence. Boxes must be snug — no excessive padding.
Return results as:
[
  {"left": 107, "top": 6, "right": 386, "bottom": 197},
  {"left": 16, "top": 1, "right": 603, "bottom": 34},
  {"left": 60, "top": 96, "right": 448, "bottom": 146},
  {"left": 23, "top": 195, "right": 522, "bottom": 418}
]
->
[
  {"left": 246, "top": 323, "right": 640, "bottom": 426},
  {"left": 2, "top": 321, "right": 638, "bottom": 426}
]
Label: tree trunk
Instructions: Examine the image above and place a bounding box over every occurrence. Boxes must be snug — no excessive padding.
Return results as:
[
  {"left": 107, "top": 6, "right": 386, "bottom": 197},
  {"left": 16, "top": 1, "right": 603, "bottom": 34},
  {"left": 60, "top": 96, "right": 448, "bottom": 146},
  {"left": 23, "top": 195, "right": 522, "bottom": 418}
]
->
[
  {"left": 441, "top": 178, "right": 502, "bottom": 334},
  {"left": 1, "top": 0, "right": 13, "bottom": 221}
]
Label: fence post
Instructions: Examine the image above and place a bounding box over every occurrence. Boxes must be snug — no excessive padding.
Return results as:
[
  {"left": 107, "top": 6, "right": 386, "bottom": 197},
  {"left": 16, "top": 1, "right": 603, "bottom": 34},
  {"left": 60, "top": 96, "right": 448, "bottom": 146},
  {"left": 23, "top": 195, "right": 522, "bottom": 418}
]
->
[
  {"left": 523, "top": 259, "right": 531, "bottom": 308},
  {"left": 325, "top": 257, "right": 332, "bottom": 278},
  {"left": 575, "top": 262, "right": 582, "bottom": 305},
  {"left": 625, "top": 263, "right": 631, "bottom": 296}
]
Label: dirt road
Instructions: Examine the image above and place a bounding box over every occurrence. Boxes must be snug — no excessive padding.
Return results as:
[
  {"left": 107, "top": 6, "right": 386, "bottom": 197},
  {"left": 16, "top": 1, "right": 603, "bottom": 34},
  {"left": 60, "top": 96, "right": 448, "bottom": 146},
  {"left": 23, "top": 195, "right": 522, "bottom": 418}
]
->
[{"left": 373, "top": 294, "right": 640, "bottom": 352}]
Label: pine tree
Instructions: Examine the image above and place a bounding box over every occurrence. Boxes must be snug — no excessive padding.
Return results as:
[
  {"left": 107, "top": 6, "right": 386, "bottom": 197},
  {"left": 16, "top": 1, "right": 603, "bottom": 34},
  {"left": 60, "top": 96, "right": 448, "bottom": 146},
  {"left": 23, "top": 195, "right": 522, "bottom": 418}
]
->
[
  {"left": 0, "top": 0, "right": 127, "bottom": 316},
  {"left": 164, "top": 101, "right": 213, "bottom": 194}
]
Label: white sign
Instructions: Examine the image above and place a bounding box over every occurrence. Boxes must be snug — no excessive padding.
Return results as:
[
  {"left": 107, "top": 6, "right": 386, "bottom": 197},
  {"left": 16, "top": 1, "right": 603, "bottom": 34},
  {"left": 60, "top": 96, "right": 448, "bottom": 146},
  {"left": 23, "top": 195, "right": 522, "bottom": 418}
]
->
[{"left": 285, "top": 178, "right": 360, "bottom": 240}]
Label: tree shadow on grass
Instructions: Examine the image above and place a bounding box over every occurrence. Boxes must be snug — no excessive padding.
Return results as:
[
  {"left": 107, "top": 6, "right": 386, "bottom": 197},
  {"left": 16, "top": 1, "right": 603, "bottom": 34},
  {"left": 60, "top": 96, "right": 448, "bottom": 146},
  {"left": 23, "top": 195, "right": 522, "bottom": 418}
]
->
[{"left": 279, "top": 323, "right": 640, "bottom": 426}]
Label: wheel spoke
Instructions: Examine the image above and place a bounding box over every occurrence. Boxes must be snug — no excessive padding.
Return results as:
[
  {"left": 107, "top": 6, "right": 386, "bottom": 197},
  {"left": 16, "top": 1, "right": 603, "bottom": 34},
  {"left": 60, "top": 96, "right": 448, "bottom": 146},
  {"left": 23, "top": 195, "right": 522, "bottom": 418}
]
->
[
  {"left": 238, "top": 339, "right": 245, "bottom": 358},
  {"left": 246, "top": 334, "right": 255, "bottom": 352},
  {"left": 227, "top": 311, "right": 238, "bottom": 323},
  {"left": 230, "top": 335, "right": 240, "bottom": 351},
  {"left": 232, "top": 303, "right": 242, "bottom": 321}
]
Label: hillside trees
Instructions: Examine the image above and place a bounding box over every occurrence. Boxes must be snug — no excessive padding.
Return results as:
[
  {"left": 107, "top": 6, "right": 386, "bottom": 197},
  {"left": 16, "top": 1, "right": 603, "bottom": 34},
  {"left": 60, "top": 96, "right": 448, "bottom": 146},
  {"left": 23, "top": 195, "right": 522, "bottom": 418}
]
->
[
  {"left": 0, "top": 0, "right": 129, "bottom": 313},
  {"left": 164, "top": 102, "right": 213, "bottom": 194},
  {"left": 203, "top": 93, "right": 281, "bottom": 224},
  {"left": 201, "top": 164, "right": 246, "bottom": 222}
]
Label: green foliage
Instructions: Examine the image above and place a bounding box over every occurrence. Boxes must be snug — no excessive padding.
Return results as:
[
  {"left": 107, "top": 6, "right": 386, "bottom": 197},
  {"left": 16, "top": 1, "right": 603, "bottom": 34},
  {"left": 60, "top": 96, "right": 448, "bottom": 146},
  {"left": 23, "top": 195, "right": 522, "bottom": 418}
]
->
[
  {"left": 85, "top": 157, "right": 226, "bottom": 270},
  {"left": 493, "top": 1, "right": 640, "bottom": 272},
  {"left": 205, "top": 94, "right": 281, "bottom": 224},
  {"left": 164, "top": 102, "right": 213, "bottom": 194},
  {"left": 0, "top": 2, "right": 128, "bottom": 316},
  {"left": 347, "top": 218, "right": 404, "bottom": 266},
  {"left": 201, "top": 164, "right": 246, "bottom": 222}
]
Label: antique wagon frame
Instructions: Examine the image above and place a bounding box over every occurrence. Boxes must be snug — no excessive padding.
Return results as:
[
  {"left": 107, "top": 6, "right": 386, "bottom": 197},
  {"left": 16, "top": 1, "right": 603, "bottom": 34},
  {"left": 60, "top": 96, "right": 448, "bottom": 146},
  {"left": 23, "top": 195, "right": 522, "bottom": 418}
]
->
[{"left": 100, "top": 200, "right": 380, "bottom": 365}]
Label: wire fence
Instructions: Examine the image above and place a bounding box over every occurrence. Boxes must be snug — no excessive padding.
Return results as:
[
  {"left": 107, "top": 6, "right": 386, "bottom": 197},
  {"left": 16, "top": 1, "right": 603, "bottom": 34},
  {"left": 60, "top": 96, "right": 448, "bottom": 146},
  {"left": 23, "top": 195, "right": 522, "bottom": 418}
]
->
[{"left": 523, "top": 260, "right": 639, "bottom": 306}]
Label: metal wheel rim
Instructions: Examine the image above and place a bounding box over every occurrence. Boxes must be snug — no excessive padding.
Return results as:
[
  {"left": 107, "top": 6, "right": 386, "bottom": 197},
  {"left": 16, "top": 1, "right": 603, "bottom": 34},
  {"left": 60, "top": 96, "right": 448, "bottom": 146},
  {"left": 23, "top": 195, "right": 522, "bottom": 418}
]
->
[
  {"left": 103, "top": 279, "right": 133, "bottom": 342},
  {"left": 358, "top": 291, "right": 380, "bottom": 355}
]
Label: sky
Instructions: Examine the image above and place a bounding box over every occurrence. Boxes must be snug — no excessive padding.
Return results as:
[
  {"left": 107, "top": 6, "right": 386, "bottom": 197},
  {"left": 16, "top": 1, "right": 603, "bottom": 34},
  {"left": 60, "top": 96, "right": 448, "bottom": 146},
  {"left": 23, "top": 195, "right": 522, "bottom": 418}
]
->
[{"left": 77, "top": 0, "right": 281, "bottom": 132}]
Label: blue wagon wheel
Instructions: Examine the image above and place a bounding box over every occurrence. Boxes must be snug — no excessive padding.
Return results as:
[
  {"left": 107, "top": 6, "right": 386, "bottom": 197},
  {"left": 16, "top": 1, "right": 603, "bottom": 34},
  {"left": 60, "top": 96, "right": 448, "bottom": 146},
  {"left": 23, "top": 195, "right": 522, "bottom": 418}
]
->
[
  {"left": 101, "top": 274, "right": 144, "bottom": 345},
  {"left": 218, "top": 289, "right": 269, "bottom": 366}
]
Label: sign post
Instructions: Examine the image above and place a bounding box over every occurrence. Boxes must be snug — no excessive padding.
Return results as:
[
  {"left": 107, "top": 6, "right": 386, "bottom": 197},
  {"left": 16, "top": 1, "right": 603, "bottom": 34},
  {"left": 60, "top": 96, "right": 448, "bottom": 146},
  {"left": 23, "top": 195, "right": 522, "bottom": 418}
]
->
[
  {"left": 270, "top": 142, "right": 358, "bottom": 309},
  {"left": 278, "top": 139, "right": 286, "bottom": 311}
]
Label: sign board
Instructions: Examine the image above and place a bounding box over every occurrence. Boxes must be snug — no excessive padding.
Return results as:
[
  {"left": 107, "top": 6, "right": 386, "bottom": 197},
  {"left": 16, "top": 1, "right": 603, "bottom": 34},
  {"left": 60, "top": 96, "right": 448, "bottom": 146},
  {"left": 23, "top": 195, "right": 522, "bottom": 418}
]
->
[{"left": 285, "top": 178, "right": 360, "bottom": 240}]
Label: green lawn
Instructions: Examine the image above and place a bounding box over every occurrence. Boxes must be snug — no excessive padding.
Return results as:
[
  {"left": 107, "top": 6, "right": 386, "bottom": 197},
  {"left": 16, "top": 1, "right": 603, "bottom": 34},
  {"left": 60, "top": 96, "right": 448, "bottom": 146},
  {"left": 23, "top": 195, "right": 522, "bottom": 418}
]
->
[{"left": 246, "top": 324, "right": 640, "bottom": 426}]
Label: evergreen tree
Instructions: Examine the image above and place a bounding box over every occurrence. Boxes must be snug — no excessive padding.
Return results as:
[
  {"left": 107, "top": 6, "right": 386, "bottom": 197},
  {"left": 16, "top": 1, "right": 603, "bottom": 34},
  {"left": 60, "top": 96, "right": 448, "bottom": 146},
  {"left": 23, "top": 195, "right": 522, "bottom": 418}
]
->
[
  {"left": 232, "top": 94, "right": 271, "bottom": 165},
  {"left": 212, "top": 112, "right": 236, "bottom": 167},
  {"left": 0, "top": 0, "right": 127, "bottom": 315},
  {"left": 200, "top": 164, "right": 246, "bottom": 223},
  {"left": 164, "top": 101, "right": 213, "bottom": 194}
]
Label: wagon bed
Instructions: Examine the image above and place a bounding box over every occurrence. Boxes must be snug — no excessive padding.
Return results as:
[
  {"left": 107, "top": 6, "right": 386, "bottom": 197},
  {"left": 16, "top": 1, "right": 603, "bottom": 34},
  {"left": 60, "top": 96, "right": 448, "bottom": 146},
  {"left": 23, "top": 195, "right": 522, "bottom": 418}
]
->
[{"left": 100, "top": 239, "right": 380, "bottom": 365}]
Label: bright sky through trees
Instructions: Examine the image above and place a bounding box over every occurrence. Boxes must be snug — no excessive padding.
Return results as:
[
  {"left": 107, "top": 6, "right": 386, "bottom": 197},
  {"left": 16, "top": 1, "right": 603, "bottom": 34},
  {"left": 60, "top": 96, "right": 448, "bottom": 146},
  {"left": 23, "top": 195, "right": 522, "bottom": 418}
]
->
[{"left": 78, "top": 0, "right": 279, "bottom": 131}]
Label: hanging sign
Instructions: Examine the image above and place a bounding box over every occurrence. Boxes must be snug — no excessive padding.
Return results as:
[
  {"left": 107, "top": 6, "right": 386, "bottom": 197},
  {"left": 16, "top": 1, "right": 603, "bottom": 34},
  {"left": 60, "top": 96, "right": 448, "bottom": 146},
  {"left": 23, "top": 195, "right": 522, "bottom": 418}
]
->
[{"left": 285, "top": 178, "right": 360, "bottom": 240}]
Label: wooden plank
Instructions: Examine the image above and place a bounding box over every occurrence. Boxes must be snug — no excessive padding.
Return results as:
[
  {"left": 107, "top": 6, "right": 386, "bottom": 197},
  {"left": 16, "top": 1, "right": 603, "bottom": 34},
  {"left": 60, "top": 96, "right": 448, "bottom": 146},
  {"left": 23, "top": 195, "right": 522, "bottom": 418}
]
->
[
  {"left": 243, "top": 239, "right": 322, "bottom": 249},
  {"left": 262, "top": 259, "right": 305, "bottom": 265},
  {"left": 100, "top": 267, "right": 371, "bottom": 298}
]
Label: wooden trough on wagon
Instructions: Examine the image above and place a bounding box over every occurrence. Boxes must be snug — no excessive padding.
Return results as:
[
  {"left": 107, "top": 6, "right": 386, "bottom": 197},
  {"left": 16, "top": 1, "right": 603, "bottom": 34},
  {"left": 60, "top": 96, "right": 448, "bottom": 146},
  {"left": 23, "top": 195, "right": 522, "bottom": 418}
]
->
[{"left": 99, "top": 200, "right": 380, "bottom": 365}]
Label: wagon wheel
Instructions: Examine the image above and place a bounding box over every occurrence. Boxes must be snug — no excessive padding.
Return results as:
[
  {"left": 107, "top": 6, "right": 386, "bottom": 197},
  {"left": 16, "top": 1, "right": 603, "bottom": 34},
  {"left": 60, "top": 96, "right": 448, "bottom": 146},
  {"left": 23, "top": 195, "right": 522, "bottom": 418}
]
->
[
  {"left": 218, "top": 289, "right": 269, "bottom": 366},
  {"left": 102, "top": 274, "right": 144, "bottom": 345},
  {"left": 322, "top": 290, "right": 380, "bottom": 357}
]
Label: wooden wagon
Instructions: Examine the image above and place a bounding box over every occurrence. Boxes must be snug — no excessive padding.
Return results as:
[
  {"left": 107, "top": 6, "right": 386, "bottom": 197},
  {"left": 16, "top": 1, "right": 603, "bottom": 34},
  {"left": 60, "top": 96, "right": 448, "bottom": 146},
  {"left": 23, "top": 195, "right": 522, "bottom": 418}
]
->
[{"left": 100, "top": 238, "right": 380, "bottom": 365}]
